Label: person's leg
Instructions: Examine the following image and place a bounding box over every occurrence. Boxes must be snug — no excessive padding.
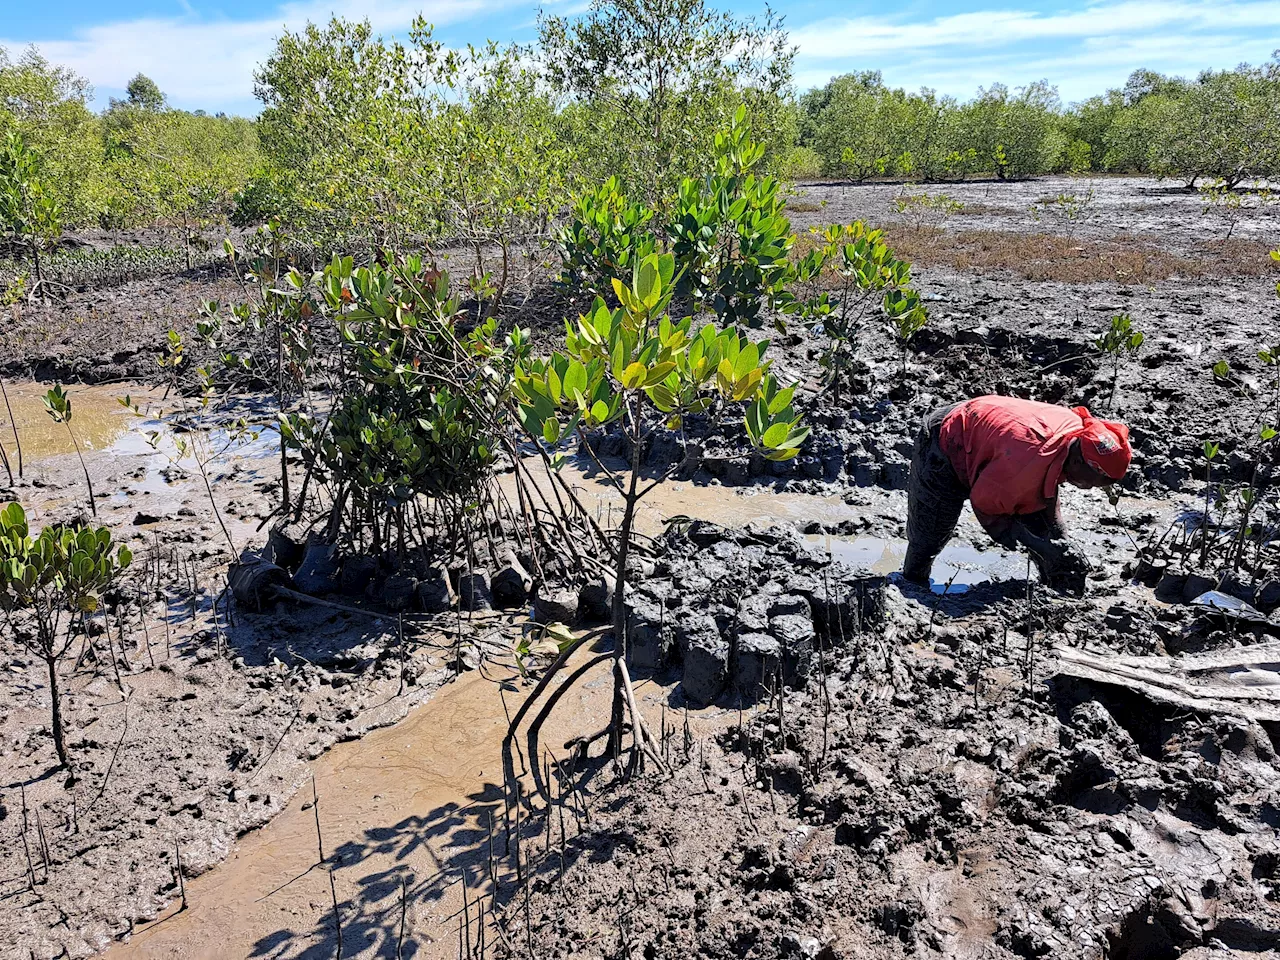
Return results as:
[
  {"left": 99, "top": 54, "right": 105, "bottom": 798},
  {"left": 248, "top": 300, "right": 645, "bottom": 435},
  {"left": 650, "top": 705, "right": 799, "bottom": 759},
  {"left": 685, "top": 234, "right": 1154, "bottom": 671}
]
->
[{"left": 903, "top": 404, "right": 967, "bottom": 584}]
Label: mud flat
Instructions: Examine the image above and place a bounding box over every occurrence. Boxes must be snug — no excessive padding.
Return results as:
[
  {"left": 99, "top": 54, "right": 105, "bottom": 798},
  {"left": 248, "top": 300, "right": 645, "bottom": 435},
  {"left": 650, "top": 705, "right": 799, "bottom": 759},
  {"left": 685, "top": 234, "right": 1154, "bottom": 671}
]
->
[{"left": 1, "top": 174, "right": 1278, "bottom": 958}]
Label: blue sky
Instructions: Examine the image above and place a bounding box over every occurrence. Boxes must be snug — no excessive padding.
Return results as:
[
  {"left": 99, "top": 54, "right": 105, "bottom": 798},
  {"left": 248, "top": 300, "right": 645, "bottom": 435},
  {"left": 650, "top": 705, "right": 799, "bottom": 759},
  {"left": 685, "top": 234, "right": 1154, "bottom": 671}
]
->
[{"left": 3, "top": 0, "right": 1279, "bottom": 115}]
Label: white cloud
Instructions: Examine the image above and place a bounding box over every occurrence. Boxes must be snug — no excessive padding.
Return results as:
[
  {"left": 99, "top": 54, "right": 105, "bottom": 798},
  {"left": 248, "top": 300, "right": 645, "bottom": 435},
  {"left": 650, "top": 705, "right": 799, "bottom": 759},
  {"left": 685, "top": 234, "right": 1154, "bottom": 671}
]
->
[
  {"left": 1, "top": 0, "right": 515, "bottom": 114},
  {"left": 5, "top": 0, "right": 1280, "bottom": 114},
  {"left": 790, "top": 0, "right": 1280, "bottom": 59}
]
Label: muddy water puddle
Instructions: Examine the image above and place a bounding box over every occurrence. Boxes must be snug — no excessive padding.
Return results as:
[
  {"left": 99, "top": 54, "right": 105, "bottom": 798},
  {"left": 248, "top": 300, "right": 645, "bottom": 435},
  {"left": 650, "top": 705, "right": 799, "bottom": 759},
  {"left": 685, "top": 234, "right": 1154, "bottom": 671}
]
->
[
  {"left": 4, "top": 381, "right": 284, "bottom": 528},
  {"left": 807, "top": 534, "right": 1026, "bottom": 593},
  {"left": 0, "top": 380, "right": 150, "bottom": 461},
  {"left": 514, "top": 457, "right": 1025, "bottom": 593},
  {"left": 106, "top": 652, "right": 716, "bottom": 960},
  {"left": 3, "top": 380, "right": 280, "bottom": 467}
]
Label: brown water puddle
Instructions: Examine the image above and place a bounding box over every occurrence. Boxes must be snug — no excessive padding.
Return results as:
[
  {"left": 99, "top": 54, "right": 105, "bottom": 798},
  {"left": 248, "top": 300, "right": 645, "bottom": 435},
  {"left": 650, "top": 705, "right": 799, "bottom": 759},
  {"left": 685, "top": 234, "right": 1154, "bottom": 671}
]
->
[
  {"left": 507, "top": 455, "right": 855, "bottom": 539},
  {"left": 106, "top": 650, "right": 701, "bottom": 960},
  {"left": 0, "top": 381, "right": 157, "bottom": 461},
  {"left": 511, "top": 458, "right": 1027, "bottom": 592}
]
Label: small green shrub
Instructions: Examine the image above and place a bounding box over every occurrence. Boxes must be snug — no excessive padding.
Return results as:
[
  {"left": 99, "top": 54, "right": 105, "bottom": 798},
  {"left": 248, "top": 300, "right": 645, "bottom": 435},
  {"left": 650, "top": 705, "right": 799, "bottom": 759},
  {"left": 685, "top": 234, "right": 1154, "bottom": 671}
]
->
[
  {"left": 807, "top": 221, "right": 926, "bottom": 397},
  {"left": 892, "top": 189, "right": 963, "bottom": 232},
  {"left": 556, "top": 176, "right": 656, "bottom": 303},
  {"left": 0, "top": 502, "right": 132, "bottom": 766},
  {"left": 1028, "top": 188, "right": 1096, "bottom": 239}
]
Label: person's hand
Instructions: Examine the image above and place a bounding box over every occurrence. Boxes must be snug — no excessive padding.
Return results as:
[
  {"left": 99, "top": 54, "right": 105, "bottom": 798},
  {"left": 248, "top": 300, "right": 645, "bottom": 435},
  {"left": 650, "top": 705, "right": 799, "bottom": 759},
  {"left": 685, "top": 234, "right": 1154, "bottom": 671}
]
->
[{"left": 1040, "top": 541, "right": 1089, "bottom": 595}]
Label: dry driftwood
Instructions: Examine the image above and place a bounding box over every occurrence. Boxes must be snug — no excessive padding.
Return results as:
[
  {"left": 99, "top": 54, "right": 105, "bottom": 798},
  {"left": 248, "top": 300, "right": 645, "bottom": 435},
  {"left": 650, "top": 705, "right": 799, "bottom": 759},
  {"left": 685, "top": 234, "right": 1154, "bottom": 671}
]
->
[{"left": 1053, "top": 641, "right": 1280, "bottom": 724}]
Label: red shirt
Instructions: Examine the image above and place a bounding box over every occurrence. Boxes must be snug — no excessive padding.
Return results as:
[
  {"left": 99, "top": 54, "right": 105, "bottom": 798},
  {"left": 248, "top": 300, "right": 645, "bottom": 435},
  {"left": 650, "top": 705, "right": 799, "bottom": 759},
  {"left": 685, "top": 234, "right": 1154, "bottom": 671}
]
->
[{"left": 939, "top": 397, "right": 1083, "bottom": 528}]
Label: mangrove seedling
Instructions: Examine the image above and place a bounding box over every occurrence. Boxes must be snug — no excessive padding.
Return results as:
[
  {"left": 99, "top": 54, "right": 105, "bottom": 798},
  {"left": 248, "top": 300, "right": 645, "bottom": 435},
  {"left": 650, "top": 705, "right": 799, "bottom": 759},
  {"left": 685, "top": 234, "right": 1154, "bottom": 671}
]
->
[
  {"left": 1200, "top": 440, "right": 1219, "bottom": 568},
  {"left": 887, "top": 288, "right": 929, "bottom": 383},
  {"left": 0, "top": 502, "right": 132, "bottom": 767},
  {"left": 43, "top": 385, "right": 96, "bottom": 517},
  {"left": 1229, "top": 424, "right": 1277, "bottom": 572},
  {"left": 1259, "top": 342, "right": 1280, "bottom": 423},
  {"left": 1095, "top": 312, "right": 1144, "bottom": 412}
]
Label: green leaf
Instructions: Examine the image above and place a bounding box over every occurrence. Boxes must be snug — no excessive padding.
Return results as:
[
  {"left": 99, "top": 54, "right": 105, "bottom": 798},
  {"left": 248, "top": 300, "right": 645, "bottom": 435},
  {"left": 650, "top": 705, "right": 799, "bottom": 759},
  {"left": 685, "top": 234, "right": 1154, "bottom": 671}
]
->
[
  {"left": 733, "top": 340, "right": 760, "bottom": 380},
  {"left": 635, "top": 257, "right": 659, "bottom": 309},
  {"left": 767, "top": 385, "right": 795, "bottom": 416},
  {"left": 644, "top": 361, "right": 676, "bottom": 385},
  {"left": 563, "top": 360, "right": 587, "bottom": 401},
  {"left": 761, "top": 422, "right": 790, "bottom": 448},
  {"left": 621, "top": 361, "right": 646, "bottom": 389}
]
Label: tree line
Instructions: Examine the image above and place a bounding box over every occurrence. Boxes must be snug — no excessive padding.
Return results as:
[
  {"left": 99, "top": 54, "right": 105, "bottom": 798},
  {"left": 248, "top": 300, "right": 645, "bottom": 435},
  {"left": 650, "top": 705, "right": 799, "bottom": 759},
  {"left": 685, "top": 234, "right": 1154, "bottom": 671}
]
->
[
  {"left": 0, "top": 47, "right": 255, "bottom": 232},
  {"left": 797, "top": 61, "right": 1280, "bottom": 186},
  {"left": 3, "top": 0, "right": 1279, "bottom": 255}
]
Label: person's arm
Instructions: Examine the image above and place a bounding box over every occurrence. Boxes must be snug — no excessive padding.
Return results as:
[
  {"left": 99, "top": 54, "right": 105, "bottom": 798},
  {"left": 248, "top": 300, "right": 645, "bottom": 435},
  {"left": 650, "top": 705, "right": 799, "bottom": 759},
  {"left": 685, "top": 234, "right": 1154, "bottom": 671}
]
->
[
  {"left": 1009, "top": 507, "right": 1087, "bottom": 575},
  {"left": 1046, "top": 498, "right": 1067, "bottom": 539},
  {"left": 972, "top": 506, "right": 1018, "bottom": 550}
]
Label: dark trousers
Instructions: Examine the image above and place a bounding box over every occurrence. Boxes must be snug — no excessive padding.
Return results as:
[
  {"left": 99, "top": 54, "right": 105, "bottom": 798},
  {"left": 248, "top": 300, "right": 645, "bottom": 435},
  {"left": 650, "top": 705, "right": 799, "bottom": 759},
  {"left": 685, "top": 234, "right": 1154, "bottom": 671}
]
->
[{"left": 903, "top": 403, "right": 966, "bottom": 583}]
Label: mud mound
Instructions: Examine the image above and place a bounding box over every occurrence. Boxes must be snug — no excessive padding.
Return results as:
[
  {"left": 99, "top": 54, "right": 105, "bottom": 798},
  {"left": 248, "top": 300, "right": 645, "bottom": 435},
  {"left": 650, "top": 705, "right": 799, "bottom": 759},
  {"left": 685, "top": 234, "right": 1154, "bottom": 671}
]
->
[
  {"left": 510, "top": 589, "right": 1280, "bottom": 959},
  {"left": 625, "top": 520, "right": 884, "bottom": 705}
]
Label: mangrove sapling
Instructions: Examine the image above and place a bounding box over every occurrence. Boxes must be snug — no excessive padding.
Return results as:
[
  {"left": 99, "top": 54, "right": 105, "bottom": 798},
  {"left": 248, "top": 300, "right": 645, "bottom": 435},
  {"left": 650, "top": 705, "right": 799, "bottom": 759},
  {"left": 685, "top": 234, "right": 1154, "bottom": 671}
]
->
[
  {"left": 1228, "top": 424, "right": 1277, "bottom": 572},
  {"left": 0, "top": 130, "right": 63, "bottom": 303},
  {"left": 1199, "top": 180, "right": 1245, "bottom": 239},
  {"left": 559, "top": 109, "right": 827, "bottom": 332},
  {"left": 514, "top": 252, "right": 808, "bottom": 775},
  {"left": 887, "top": 289, "right": 929, "bottom": 383},
  {"left": 198, "top": 224, "right": 318, "bottom": 518},
  {"left": 284, "top": 255, "right": 529, "bottom": 564},
  {"left": 667, "top": 107, "right": 828, "bottom": 330},
  {"left": 43, "top": 385, "right": 96, "bottom": 517},
  {"left": 1259, "top": 338, "right": 1280, "bottom": 425},
  {"left": 892, "top": 189, "right": 963, "bottom": 233},
  {"left": 556, "top": 177, "right": 657, "bottom": 304},
  {"left": 1095, "top": 313, "right": 1145, "bottom": 413},
  {"left": 1199, "top": 181, "right": 1273, "bottom": 240},
  {"left": 809, "top": 221, "right": 922, "bottom": 402},
  {"left": 1201, "top": 441, "right": 1220, "bottom": 568},
  {"left": 0, "top": 502, "right": 132, "bottom": 767},
  {"left": 1028, "top": 188, "right": 1096, "bottom": 240}
]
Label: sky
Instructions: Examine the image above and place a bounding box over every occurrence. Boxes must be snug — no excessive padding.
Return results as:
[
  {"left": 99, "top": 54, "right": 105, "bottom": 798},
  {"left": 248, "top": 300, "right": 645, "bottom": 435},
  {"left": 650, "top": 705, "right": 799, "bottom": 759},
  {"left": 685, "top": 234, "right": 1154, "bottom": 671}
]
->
[{"left": 2, "top": 0, "right": 1279, "bottom": 115}]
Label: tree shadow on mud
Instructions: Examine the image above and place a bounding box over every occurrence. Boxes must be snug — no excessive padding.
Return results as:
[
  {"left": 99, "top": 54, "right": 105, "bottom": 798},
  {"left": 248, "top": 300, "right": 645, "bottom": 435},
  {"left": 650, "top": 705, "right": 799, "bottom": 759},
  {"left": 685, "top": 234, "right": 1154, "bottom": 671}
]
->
[{"left": 247, "top": 761, "right": 614, "bottom": 959}]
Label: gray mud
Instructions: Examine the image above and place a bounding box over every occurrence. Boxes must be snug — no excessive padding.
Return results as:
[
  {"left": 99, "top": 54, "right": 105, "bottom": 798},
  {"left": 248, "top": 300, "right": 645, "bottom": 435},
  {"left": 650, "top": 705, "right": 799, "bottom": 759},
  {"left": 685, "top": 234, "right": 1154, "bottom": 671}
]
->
[{"left": 0, "top": 175, "right": 1278, "bottom": 958}]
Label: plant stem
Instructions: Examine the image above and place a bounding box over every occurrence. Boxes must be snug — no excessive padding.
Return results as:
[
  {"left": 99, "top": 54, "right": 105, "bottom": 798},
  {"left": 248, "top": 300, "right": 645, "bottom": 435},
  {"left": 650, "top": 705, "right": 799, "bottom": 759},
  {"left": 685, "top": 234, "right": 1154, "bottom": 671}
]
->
[
  {"left": 1200, "top": 460, "right": 1213, "bottom": 569},
  {"left": 65, "top": 422, "right": 95, "bottom": 517},
  {"left": 46, "top": 652, "right": 67, "bottom": 767},
  {"left": 1, "top": 378, "right": 24, "bottom": 478}
]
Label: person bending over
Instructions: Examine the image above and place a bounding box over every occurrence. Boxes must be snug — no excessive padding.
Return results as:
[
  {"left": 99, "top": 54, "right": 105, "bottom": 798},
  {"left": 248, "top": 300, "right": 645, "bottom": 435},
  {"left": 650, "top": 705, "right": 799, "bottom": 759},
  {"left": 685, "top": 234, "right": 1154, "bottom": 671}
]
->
[{"left": 903, "top": 395, "right": 1131, "bottom": 594}]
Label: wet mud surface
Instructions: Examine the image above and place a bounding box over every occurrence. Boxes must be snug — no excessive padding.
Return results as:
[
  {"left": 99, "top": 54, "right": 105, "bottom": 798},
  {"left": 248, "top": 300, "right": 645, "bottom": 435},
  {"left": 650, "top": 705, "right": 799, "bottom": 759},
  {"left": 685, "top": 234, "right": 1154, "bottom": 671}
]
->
[
  {"left": 509, "top": 523, "right": 1280, "bottom": 960},
  {"left": 0, "top": 175, "right": 1278, "bottom": 958}
]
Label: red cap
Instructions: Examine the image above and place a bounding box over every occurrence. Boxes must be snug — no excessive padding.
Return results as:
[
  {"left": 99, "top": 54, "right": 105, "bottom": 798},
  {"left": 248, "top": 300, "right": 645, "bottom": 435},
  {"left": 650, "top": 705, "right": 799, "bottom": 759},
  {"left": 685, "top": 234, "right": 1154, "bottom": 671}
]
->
[{"left": 1071, "top": 406, "right": 1131, "bottom": 480}]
